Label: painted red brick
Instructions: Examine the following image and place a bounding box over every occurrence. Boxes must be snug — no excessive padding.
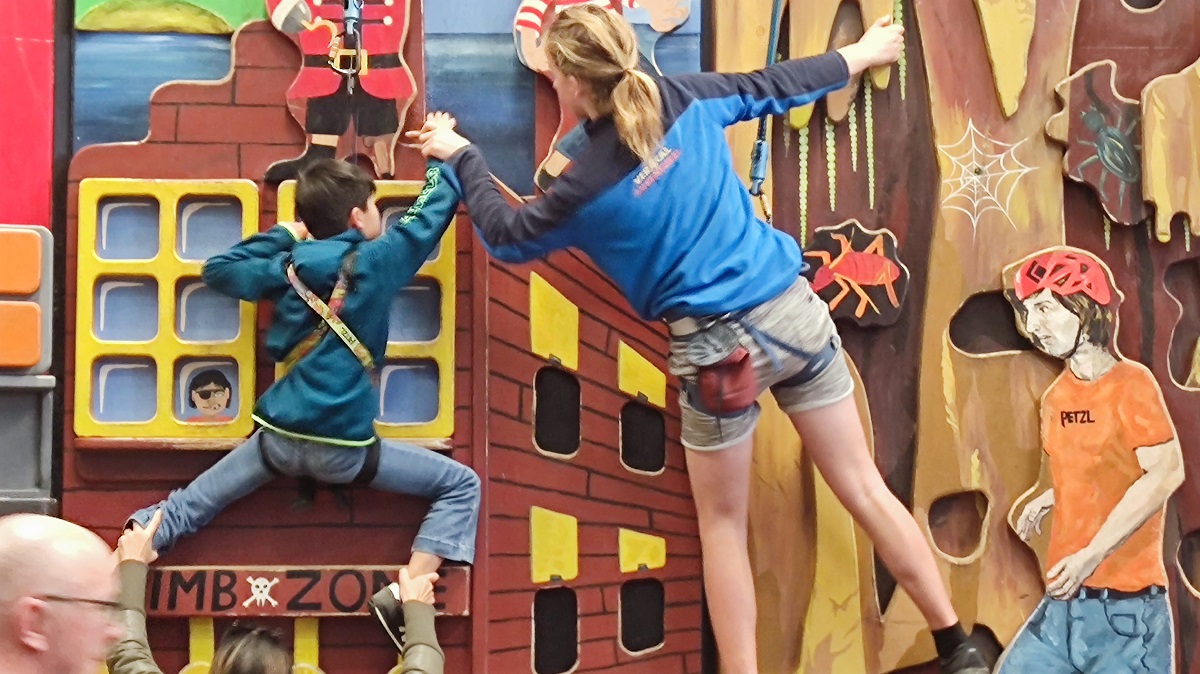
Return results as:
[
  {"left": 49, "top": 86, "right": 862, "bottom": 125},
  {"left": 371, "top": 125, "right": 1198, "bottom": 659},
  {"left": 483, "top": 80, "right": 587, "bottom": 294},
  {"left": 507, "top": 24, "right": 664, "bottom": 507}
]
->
[
  {"left": 234, "top": 66, "right": 297, "bottom": 106},
  {"left": 155, "top": 79, "right": 234, "bottom": 105},
  {"left": 580, "top": 638, "right": 619, "bottom": 669},
  {"left": 177, "top": 105, "right": 304, "bottom": 145},
  {"left": 489, "top": 482, "right": 653, "bottom": 530},
  {"left": 490, "top": 446, "right": 588, "bottom": 495},
  {"left": 146, "top": 105, "right": 178, "bottom": 143},
  {"left": 588, "top": 473, "right": 695, "bottom": 517}
]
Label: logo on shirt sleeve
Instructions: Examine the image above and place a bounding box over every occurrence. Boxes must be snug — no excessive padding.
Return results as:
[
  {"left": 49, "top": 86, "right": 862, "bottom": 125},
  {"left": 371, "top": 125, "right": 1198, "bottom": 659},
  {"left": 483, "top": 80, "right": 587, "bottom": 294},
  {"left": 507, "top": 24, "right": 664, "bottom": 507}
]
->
[{"left": 633, "top": 146, "right": 682, "bottom": 196}]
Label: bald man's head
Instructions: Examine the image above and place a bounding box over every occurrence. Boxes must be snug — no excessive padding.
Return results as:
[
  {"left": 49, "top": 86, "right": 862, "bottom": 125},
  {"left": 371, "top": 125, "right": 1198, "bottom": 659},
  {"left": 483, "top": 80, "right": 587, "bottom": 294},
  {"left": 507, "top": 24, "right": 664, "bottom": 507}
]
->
[
  {"left": 0, "top": 515, "right": 113, "bottom": 602},
  {"left": 0, "top": 515, "right": 121, "bottom": 674}
]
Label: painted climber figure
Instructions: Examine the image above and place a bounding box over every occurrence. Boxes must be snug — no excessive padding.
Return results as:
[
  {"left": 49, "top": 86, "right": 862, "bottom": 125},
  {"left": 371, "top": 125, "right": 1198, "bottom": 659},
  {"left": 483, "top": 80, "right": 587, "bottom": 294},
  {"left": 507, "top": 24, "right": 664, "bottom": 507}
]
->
[
  {"left": 412, "top": 6, "right": 989, "bottom": 673},
  {"left": 265, "top": 0, "right": 417, "bottom": 182},
  {"left": 997, "top": 247, "right": 1184, "bottom": 674}
]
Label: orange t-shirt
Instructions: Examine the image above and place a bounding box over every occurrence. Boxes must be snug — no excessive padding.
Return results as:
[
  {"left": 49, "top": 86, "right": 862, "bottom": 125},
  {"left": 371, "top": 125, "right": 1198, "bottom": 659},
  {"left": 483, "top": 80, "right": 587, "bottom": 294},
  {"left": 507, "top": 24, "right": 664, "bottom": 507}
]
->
[{"left": 1042, "top": 360, "right": 1175, "bottom": 591}]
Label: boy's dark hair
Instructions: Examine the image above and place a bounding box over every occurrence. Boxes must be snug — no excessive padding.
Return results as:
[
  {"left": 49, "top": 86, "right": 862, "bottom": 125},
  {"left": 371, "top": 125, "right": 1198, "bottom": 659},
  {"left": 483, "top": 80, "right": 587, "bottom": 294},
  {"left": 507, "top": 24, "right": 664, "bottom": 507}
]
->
[
  {"left": 188, "top": 369, "right": 232, "bottom": 408},
  {"left": 295, "top": 159, "right": 376, "bottom": 240}
]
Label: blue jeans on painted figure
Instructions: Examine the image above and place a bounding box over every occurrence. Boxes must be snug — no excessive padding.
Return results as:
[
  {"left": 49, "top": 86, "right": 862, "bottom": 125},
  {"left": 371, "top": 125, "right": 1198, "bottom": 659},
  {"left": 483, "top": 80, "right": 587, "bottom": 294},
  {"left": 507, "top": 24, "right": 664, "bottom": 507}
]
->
[
  {"left": 997, "top": 588, "right": 1173, "bottom": 673},
  {"left": 128, "top": 429, "right": 480, "bottom": 563}
]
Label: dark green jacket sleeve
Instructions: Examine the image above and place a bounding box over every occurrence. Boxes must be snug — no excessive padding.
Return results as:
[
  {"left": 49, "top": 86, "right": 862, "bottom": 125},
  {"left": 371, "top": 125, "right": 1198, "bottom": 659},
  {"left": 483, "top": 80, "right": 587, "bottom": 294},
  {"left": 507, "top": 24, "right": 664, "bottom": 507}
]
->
[
  {"left": 359, "top": 160, "right": 463, "bottom": 296},
  {"left": 106, "top": 561, "right": 166, "bottom": 674},
  {"left": 400, "top": 601, "right": 445, "bottom": 674},
  {"left": 202, "top": 224, "right": 299, "bottom": 301}
]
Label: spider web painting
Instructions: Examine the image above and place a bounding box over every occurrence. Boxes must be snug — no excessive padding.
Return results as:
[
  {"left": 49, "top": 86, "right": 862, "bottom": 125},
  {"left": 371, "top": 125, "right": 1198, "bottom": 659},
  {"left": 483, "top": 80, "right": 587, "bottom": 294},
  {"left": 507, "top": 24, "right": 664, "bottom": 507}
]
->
[{"left": 937, "top": 120, "right": 1036, "bottom": 232}]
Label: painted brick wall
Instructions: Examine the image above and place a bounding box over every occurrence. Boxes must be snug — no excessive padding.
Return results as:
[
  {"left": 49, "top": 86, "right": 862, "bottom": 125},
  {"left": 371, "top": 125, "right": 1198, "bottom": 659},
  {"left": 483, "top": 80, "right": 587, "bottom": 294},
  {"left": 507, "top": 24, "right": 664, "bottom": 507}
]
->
[{"left": 478, "top": 250, "right": 704, "bottom": 674}]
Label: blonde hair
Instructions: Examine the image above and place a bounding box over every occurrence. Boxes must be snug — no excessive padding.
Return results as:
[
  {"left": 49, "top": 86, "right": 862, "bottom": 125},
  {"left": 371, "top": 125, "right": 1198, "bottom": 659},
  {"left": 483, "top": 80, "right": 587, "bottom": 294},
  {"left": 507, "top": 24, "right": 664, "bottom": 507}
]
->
[{"left": 545, "top": 5, "right": 664, "bottom": 165}]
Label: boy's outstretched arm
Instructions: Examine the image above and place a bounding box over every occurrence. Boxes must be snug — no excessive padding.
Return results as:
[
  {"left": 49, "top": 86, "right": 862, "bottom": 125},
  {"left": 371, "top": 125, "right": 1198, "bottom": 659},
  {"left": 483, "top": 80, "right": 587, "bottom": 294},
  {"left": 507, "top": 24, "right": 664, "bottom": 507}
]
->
[
  {"left": 202, "top": 222, "right": 307, "bottom": 301},
  {"left": 359, "top": 160, "right": 463, "bottom": 293}
]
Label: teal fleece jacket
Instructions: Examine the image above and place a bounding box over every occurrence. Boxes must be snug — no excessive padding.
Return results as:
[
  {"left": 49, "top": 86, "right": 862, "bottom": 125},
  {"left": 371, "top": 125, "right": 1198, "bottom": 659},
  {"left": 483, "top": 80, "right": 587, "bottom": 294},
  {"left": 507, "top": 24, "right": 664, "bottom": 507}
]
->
[{"left": 202, "top": 162, "right": 462, "bottom": 445}]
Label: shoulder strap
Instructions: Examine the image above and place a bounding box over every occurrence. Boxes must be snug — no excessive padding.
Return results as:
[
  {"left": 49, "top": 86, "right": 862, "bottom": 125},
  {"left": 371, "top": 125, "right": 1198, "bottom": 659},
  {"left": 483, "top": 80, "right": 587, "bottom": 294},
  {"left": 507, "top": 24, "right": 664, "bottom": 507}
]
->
[{"left": 281, "top": 250, "right": 376, "bottom": 374}]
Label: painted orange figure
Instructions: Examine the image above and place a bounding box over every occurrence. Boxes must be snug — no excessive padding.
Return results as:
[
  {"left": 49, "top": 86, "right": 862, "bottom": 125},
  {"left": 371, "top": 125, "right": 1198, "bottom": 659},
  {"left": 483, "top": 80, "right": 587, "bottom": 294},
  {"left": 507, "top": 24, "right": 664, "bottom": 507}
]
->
[
  {"left": 265, "top": 0, "right": 417, "bottom": 182},
  {"left": 805, "top": 232, "right": 901, "bottom": 318},
  {"left": 998, "top": 247, "right": 1183, "bottom": 674}
]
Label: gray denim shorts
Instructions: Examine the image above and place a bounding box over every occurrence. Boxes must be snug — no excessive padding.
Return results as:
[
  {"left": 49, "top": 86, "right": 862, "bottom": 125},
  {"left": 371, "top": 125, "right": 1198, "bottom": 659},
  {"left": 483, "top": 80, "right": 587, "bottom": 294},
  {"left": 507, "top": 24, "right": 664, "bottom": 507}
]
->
[{"left": 667, "top": 276, "right": 855, "bottom": 451}]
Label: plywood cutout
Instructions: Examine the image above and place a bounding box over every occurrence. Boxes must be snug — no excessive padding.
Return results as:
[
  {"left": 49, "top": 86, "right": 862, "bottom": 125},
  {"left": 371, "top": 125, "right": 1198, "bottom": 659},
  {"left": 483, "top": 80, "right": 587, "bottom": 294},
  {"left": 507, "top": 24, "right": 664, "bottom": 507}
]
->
[
  {"left": 1046, "top": 60, "right": 1148, "bottom": 226},
  {"left": 884, "top": 0, "right": 1082, "bottom": 669},
  {"left": 788, "top": 0, "right": 894, "bottom": 130},
  {"left": 972, "top": 0, "right": 1037, "bottom": 118},
  {"left": 803, "top": 219, "right": 909, "bottom": 327},
  {"left": 995, "top": 247, "right": 1182, "bottom": 673},
  {"left": 1141, "top": 54, "right": 1200, "bottom": 243},
  {"left": 263, "top": 0, "right": 418, "bottom": 182}
]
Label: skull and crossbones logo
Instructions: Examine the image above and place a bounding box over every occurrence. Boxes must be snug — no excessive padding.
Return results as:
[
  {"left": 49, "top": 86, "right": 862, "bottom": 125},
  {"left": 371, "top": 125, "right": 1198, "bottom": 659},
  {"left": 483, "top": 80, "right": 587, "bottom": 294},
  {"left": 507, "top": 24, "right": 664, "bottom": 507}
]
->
[{"left": 242, "top": 576, "right": 280, "bottom": 608}]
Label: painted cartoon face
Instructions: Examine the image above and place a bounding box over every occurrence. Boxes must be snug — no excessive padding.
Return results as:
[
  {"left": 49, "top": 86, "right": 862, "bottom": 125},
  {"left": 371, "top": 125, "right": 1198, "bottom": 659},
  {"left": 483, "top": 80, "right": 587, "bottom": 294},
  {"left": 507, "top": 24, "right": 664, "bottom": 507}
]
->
[
  {"left": 191, "top": 384, "right": 231, "bottom": 417},
  {"left": 1020, "top": 288, "right": 1082, "bottom": 359}
]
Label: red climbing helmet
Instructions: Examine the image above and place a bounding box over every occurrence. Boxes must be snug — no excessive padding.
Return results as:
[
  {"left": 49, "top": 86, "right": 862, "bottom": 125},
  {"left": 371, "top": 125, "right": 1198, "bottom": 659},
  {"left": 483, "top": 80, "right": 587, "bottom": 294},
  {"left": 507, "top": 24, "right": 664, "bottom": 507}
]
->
[{"left": 1012, "top": 249, "right": 1113, "bottom": 306}]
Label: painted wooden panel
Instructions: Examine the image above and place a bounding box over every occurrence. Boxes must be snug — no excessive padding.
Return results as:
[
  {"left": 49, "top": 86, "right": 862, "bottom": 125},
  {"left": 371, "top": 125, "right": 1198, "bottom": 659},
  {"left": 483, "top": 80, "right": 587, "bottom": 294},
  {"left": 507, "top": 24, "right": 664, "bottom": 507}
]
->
[
  {"left": 1047, "top": 60, "right": 1148, "bottom": 226},
  {"left": 972, "top": 0, "right": 1037, "bottom": 118},
  {"left": 1142, "top": 54, "right": 1200, "bottom": 243}
]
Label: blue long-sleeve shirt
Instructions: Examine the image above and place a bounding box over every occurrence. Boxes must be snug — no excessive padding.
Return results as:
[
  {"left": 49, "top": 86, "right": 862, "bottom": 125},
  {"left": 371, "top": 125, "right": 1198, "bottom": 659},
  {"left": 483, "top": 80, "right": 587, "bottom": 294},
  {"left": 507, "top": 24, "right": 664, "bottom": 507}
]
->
[
  {"left": 448, "top": 51, "right": 849, "bottom": 320},
  {"left": 203, "top": 162, "right": 463, "bottom": 445}
]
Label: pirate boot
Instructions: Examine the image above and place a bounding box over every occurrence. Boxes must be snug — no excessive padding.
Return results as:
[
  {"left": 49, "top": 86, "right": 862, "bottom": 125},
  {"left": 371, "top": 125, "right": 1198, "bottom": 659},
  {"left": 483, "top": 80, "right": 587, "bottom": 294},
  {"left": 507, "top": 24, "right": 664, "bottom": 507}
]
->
[{"left": 265, "top": 137, "right": 338, "bottom": 184}]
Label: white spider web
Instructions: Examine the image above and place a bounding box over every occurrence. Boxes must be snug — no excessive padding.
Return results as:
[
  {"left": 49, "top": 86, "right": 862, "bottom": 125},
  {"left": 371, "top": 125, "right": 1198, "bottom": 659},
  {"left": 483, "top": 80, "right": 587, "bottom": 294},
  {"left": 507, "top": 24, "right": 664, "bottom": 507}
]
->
[{"left": 937, "top": 120, "right": 1036, "bottom": 232}]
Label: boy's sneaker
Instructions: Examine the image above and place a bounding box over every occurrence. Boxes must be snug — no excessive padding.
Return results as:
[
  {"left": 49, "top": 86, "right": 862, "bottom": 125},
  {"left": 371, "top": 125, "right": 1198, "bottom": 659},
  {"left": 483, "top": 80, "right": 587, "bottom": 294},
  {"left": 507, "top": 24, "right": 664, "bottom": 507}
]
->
[
  {"left": 939, "top": 642, "right": 991, "bottom": 674},
  {"left": 368, "top": 583, "right": 406, "bottom": 651}
]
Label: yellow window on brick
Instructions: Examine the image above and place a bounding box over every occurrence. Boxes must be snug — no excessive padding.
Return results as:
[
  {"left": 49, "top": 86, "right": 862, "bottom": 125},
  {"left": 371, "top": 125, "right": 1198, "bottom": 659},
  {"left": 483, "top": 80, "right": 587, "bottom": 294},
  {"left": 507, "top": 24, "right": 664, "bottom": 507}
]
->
[
  {"left": 618, "top": 528, "right": 666, "bottom": 573},
  {"left": 617, "top": 341, "right": 665, "bottom": 408},
  {"left": 74, "top": 179, "right": 258, "bottom": 441},
  {"left": 530, "top": 506, "right": 578, "bottom": 583},
  {"left": 529, "top": 272, "right": 579, "bottom": 371}
]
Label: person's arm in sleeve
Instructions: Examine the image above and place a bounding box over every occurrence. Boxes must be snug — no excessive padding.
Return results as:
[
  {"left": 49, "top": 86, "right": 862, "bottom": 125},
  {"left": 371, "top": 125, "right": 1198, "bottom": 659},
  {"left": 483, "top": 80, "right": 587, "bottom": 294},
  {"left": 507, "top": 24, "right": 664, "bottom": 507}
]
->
[
  {"left": 447, "top": 145, "right": 583, "bottom": 263},
  {"left": 408, "top": 113, "right": 585, "bottom": 264},
  {"left": 201, "top": 222, "right": 307, "bottom": 301},
  {"left": 669, "top": 14, "right": 904, "bottom": 127},
  {"left": 107, "top": 511, "right": 166, "bottom": 674},
  {"left": 358, "top": 160, "right": 463, "bottom": 293},
  {"left": 395, "top": 568, "right": 445, "bottom": 674}
]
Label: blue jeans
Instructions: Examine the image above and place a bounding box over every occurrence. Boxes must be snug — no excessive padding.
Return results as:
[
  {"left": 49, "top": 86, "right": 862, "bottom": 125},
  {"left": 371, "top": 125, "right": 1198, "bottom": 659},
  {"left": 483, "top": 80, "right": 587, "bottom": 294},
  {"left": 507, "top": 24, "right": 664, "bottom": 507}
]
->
[
  {"left": 997, "top": 589, "right": 1174, "bottom": 673},
  {"left": 129, "top": 430, "right": 480, "bottom": 562}
]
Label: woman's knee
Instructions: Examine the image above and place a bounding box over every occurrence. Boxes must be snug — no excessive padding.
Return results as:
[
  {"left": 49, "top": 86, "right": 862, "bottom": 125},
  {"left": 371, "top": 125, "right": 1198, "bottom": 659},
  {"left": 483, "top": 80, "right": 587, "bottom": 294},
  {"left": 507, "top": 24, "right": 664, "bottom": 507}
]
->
[{"left": 692, "top": 488, "right": 748, "bottom": 525}]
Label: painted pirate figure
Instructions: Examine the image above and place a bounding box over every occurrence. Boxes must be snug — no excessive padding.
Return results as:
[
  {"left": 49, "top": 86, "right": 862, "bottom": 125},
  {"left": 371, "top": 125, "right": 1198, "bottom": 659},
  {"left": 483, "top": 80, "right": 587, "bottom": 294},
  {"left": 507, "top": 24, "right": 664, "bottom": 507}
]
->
[
  {"left": 266, "top": 0, "right": 417, "bottom": 182},
  {"left": 998, "top": 248, "right": 1184, "bottom": 673},
  {"left": 513, "top": 0, "right": 690, "bottom": 190}
]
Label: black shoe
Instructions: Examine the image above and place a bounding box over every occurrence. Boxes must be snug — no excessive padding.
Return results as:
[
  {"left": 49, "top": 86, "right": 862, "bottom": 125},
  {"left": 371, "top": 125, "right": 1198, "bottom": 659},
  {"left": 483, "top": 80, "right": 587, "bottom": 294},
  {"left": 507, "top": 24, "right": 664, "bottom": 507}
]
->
[
  {"left": 368, "top": 583, "right": 406, "bottom": 652},
  {"left": 939, "top": 642, "right": 991, "bottom": 674},
  {"left": 264, "top": 144, "right": 336, "bottom": 184}
]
